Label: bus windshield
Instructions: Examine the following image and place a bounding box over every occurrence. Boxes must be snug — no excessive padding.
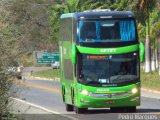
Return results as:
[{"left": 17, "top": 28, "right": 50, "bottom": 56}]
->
[
  {"left": 78, "top": 53, "right": 139, "bottom": 86},
  {"left": 78, "top": 19, "right": 136, "bottom": 43}
]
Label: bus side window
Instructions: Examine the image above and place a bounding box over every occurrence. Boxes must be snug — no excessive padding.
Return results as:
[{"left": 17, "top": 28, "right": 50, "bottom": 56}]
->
[
  {"left": 62, "top": 18, "right": 72, "bottom": 41},
  {"left": 64, "top": 60, "right": 73, "bottom": 80},
  {"left": 80, "top": 22, "right": 96, "bottom": 41}
]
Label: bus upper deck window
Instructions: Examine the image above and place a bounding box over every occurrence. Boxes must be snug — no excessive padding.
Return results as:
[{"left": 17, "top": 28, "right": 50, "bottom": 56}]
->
[
  {"left": 78, "top": 19, "right": 136, "bottom": 43},
  {"left": 119, "top": 20, "right": 136, "bottom": 41}
]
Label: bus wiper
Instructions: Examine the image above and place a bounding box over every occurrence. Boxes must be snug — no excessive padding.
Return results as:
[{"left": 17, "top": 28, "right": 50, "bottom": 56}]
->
[{"left": 110, "top": 75, "right": 124, "bottom": 82}]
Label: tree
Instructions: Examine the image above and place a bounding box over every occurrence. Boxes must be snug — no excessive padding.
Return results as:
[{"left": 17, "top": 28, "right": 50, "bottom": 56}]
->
[
  {"left": 155, "top": 0, "right": 160, "bottom": 75},
  {"left": 0, "top": 0, "right": 19, "bottom": 115},
  {"left": 149, "top": 9, "right": 160, "bottom": 71},
  {"left": 152, "top": 18, "right": 160, "bottom": 75},
  {"left": 134, "top": 0, "right": 156, "bottom": 73},
  {"left": 109, "top": 0, "right": 133, "bottom": 10},
  {"left": 9, "top": 0, "right": 55, "bottom": 52}
]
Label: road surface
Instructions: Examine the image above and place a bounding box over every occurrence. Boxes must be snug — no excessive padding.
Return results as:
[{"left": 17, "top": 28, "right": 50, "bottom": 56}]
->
[{"left": 13, "top": 79, "right": 160, "bottom": 120}]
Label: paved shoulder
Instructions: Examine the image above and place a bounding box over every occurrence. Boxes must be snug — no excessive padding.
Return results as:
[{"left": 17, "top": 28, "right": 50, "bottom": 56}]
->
[{"left": 9, "top": 97, "right": 76, "bottom": 120}]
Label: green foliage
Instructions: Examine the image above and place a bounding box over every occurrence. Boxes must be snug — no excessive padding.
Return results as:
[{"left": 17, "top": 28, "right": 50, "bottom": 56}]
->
[
  {"left": 150, "top": 9, "right": 160, "bottom": 40},
  {"left": 141, "top": 67, "right": 160, "bottom": 91},
  {"left": 109, "top": 0, "right": 133, "bottom": 11},
  {"left": 137, "top": 23, "right": 146, "bottom": 42},
  {"left": 19, "top": 54, "right": 34, "bottom": 67},
  {"left": 133, "top": 0, "right": 156, "bottom": 23},
  {"left": 0, "top": 0, "right": 18, "bottom": 115},
  {"left": 9, "top": 0, "right": 55, "bottom": 52}
]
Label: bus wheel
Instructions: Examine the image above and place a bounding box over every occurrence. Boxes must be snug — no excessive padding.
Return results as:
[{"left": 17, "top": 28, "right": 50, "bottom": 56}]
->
[
  {"left": 110, "top": 107, "right": 136, "bottom": 113},
  {"left": 65, "top": 104, "right": 74, "bottom": 112},
  {"left": 126, "top": 107, "right": 136, "bottom": 113},
  {"left": 74, "top": 106, "right": 87, "bottom": 114},
  {"left": 62, "top": 93, "right": 65, "bottom": 102},
  {"left": 62, "top": 87, "right": 65, "bottom": 102}
]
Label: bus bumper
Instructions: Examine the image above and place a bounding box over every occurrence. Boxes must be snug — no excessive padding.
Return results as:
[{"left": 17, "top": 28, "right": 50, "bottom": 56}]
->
[{"left": 77, "top": 92, "right": 140, "bottom": 108}]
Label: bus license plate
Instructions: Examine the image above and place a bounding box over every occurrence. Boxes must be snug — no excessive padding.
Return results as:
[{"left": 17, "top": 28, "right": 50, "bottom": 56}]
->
[{"left": 106, "top": 100, "right": 116, "bottom": 104}]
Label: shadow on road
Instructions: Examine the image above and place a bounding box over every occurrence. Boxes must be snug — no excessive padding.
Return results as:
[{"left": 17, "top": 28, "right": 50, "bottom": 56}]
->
[
  {"left": 137, "top": 108, "right": 160, "bottom": 113},
  {"left": 80, "top": 108, "right": 160, "bottom": 114}
]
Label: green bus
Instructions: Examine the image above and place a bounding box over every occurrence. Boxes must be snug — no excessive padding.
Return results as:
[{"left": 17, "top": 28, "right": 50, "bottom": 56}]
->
[{"left": 59, "top": 10, "right": 144, "bottom": 114}]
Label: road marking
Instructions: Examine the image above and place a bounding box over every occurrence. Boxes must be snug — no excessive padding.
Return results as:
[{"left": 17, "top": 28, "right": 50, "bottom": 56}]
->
[
  {"left": 16, "top": 80, "right": 60, "bottom": 93},
  {"left": 15, "top": 81, "right": 160, "bottom": 116},
  {"left": 10, "top": 97, "right": 78, "bottom": 120},
  {"left": 17, "top": 80, "right": 160, "bottom": 100}
]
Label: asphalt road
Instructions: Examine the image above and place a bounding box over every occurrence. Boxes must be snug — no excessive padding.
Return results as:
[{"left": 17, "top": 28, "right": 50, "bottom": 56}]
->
[{"left": 14, "top": 79, "right": 160, "bottom": 120}]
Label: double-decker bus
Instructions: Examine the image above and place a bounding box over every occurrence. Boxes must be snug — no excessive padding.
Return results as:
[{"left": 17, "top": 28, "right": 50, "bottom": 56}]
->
[{"left": 59, "top": 10, "right": 144, "bottom": 114}]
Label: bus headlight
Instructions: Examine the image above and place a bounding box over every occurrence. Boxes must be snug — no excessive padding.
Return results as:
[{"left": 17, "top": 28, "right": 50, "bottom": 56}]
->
[
  {"left": 79, "top": 90, "right": 89, "bottom": 96},
  {"left": 131, "top": 88, "right": 138, "bottom": 94}
]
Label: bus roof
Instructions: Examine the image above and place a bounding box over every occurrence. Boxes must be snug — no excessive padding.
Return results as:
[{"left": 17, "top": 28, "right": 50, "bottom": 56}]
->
[{"left": 60, "top": 11, "right": 135, "bottom": 19}]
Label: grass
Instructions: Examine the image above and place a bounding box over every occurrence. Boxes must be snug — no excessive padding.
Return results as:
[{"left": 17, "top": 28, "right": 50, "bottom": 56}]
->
[
  {"left": 31, "top": 67, "right": 160, "bottom": 91},
  {"left": 19, "top": 54, "right": 34, "bottom": 67},
  {"left": 32, "top": 69, "right": 60, "bottom": 79},
  {"left": 141, "top": 68, "right": 160, "bottom": 91},
  {"left": 1, "top": 113, "right": 18, "bottom": 120}
]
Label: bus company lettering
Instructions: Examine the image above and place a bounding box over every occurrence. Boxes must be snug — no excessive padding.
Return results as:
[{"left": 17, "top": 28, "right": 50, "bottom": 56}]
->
[
  {"left": 97, "top": 89, "right": 110, "bottom": 93},
  {"left": 100, "top": 48, "right": 116, "bottom": 53}
]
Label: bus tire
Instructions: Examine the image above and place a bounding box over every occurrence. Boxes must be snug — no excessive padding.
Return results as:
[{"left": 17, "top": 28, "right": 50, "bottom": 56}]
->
[
  {"left": 71, "top": 90, "right": 74, "bottom": 104},
  {"left": 62, "top": 94, "right": 65, "bottom": 102},
  {"left": 65, "top": 104, "right": 74, "bottom": 112},
  {"left": 62, "top": 87, "right": 65, "bottom": 102},
  {"left": 110, "top": 107, "right": 125, "bottom": 113},
  {"left": 74, "top": 106, "right": 87, "bottom": 114},
  {"left": 110, "top": 107, "right": 136, "bottom": 113}
]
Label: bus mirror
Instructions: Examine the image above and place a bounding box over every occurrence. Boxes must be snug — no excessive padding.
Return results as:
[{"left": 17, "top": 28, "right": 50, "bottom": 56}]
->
[
  {"left": 139, "top": 42, "right": 145, "bottom": 63},
  {"left": 72, "top": 44, "right": 76, "bottom": 64}
]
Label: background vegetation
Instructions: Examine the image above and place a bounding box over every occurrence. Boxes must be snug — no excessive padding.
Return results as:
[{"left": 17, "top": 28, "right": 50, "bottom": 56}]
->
[
  {"left": 0, "top": 0, "right": 18, "bottom": 116},
  {"left": 32, "top": 69, "right": 60, "bottom": 79},
  {"left": 0, "top": 0, "right": 55, "bottom": 117}
]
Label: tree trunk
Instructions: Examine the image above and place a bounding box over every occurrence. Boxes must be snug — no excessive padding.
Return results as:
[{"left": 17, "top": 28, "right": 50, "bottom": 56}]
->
[
  {"left": 145, "top": 35, "right": 151, "bottom": 72},
  {"left": 155, "top": 48, "right": 159, "bottom": 69},
  {"left": 159, "top": 51, "right": 160, "bottom": 76},
  {"left": 151, "top": 48, "right": 156, "bottom": 71},
  {"left": 158, "top": 38, "right": 160, "bottom": 75},
  {"left": 158, "top": 43, "right": 160, "bottom": 75}
]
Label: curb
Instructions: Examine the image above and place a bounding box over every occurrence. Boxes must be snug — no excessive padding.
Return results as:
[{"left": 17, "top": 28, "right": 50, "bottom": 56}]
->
[
  {"left": 141, "top": 88, "right": 160, "bottom": 94},
  {"left": 23, "top": 76, "right": 60, "bottom": 82},
  {"left": 10, "top": 97, "right": 77, "bottom": 120}
]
